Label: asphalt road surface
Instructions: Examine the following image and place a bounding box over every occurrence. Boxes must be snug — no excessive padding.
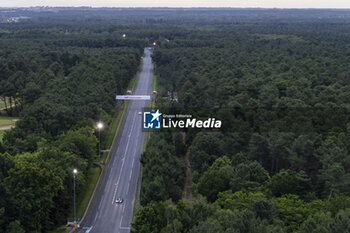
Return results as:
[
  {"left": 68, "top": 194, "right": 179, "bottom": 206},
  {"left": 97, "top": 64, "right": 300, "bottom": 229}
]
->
[{"left": 80, "top": 48, "right": 153, "bottom": 233}]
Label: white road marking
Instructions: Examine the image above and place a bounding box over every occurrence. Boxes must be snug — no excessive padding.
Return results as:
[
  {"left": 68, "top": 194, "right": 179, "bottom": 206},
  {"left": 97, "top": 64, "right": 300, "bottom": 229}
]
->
[
  {"left": 94, "top": 212, "right": 98, "bottom": 224},
  {"left": 119, "top": 215, "right": 124, "bottom": 228},
  {"left": 122, "top": 201, "right": 126, "bottom": 213},
  {"left": 131, "top": 198, "right": 135, "bottom": 213},
  {"left": 112, "top": 113, "right": 137, "bottom": 204},
  {"left": 98, "top": 198, "right": 103, "bottom": 210}
]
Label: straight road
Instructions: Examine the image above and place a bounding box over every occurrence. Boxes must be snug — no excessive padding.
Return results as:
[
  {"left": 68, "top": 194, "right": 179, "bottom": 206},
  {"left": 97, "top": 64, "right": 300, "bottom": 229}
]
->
[{"left": 80, "top": 48, "right": 153, "bottom": 233}]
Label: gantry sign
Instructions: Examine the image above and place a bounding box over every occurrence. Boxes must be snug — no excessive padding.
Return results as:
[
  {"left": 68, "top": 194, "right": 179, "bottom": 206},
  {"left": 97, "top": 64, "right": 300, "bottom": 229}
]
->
[{"left": 116, "top": 95, "right": 151, "bottom": 100}]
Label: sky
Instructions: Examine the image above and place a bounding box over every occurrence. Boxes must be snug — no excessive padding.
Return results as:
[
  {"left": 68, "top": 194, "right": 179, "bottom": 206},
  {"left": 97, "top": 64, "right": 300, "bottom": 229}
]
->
[{"left": 1, "top": 0, "right": 350, "bottom": 9}]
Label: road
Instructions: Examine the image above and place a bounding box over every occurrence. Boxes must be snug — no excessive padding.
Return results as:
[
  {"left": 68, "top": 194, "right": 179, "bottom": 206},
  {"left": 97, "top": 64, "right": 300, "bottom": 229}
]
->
[{"left": 80, "top": 48, "right": 153, "bottom": 233}]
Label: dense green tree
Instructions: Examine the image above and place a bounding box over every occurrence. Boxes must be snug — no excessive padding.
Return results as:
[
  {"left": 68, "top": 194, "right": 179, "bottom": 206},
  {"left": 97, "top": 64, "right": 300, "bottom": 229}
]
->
[
  {"left": 329, "top": 210, "right": 350, "bottom": 232},
  {"left": 197, "top": 156, "right": 234, "bottom": 202},
  {"left": 326, "top": 194, "right": 350, "bottom": 217},
  {"left": 189, "top": 132, "right": 224, "bottom": 174},
  {"left": 141, "top": 133, "right": 185, "bottom": 204},
  {"left": 5, "top": 161, "right": 63, "bottom": 231},
  {"left": 56, "top": 126, "right": 98, "bottom": 163},
  {"left": 5, "top": 220, "right": 25, "bottom": 233},
  {"left": 21, "top": 82, "right": 41, "bottom": 104},
  {"left": 267, "top": 169, "right": 311, "bottom": 197},
  {"left": 189, "top": 219, "right": 224, "bottom": 233},
  {"left": 316, "top": 135, "right": 350, "bottom": 195},
  {"left": 300, "top": 213, "right": 332, "bottom": 233},
  {"left": 131, "top": 202, "right": 165, "bottom": 233},
  {"left": 272, "top": 194, "right": 311, "bottom": 233},
  {"left": 0, "top": 153, "right": 14, "bottom": 179},
  {"left": 189, "top": 196, "right": 213, "bottom": 227},
  {"left": 215, "top": 190, "right": 267, "bottom": 211},
  {"left": 250, "top": 198, "right": 276, "bottom": 223},
  {"left": 231, "top": 161, "right": 270, "bottom": 192}
]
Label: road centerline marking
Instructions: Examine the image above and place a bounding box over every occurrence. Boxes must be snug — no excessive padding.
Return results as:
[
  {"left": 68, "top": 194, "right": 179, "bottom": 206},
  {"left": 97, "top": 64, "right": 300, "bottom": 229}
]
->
[{"left": 112, "top": 113, "right": 137, "bottom": 204}]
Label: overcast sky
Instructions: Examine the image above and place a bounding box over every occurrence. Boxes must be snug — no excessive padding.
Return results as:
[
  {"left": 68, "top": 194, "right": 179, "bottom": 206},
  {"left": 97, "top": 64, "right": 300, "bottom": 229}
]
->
[{"left": 0, "top": 0, "right": 350, "bottom": 8}]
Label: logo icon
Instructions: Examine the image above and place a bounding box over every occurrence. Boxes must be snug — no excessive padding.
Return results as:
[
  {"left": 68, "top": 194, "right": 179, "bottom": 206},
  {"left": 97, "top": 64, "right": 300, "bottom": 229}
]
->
[{"left": 143, "top": 110, "right": 162, "bottom": 129}]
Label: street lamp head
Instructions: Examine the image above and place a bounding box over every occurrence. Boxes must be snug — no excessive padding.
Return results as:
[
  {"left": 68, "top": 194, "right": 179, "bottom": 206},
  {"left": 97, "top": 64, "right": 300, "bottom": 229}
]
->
[
  {"left": 73, "top": 169, "right": 78, "bottom": 174},
  {"left": 97, "top": 122, "right": 103, "bottom": 129}
]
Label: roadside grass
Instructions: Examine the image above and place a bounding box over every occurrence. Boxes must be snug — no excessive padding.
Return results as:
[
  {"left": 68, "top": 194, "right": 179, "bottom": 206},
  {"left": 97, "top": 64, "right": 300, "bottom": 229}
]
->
[
  {"left": 101, "top": 73, "right": 139, "bottom": 163},
  {"left": 0, "top": 131, "right": 4, "bottom": 141},
  {"left": 150, "top": 75, "right": 157, "bottom": 109},
  {"left": 0, "top": 117, "right": 16, "bottom": 126},
  {"left": 100, "top": 109, "right": 123, "bottom": 163},
  {"left": 76, "top": 167, "right": 101, "bottom": 219},
  {"left": 132, "top": 134, "right": 149, "bottom": 221},
  {"left": 127, "top": 74, "right": 138, "bottom": 92},
  {"left": 132, "top": 165, "right": 143, "bottom": 223},
  {"left": 151, "top": 75, "right": 157, "bottom": 93},
  {"left": 50, "top": 226, "right": 68, "bottom": 233}
]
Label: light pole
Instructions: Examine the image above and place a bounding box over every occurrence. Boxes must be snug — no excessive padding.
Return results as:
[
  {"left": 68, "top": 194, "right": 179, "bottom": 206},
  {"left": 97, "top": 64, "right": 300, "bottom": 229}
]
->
[
  {"left": 73, "top": 169, "right": 78, "bottom": 225},
  {"left": 97, "top": 122, "right": 103, "bottom": 163}
]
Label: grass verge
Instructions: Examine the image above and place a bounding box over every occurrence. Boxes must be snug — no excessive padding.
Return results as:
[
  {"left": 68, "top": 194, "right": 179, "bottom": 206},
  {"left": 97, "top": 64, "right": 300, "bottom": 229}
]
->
[
  {"left": 132, "top": 165, "right": 143, "bottom": 222},
  {"left": 0, "top": 117, "right": 16, "bottom": 126},
  {"left": 76, "top": 167, "right": 101, "bottom": 219},
  {"left": 132, "top": 134, "right": 149, "bottom": 220},
  {"left": 103, "top": 71, "right": 139, "bottom": 164},
  {"left": 49, "top": 226, "right": 68, "bottom": 233},
  {"left": 0, "top": 131, "right": 4, "bottom": 141},
  {"left": 150, "top": 75, "right": 157, "bottom": 109},
  {"left": 127, "top": 74, "right": 138, "bottom": 92},
  {"left": 101, "top": 66, "right": 140, "bottom": 162},
  {"left": 100, "top": 108, "right": 124, "bottom": 163},
  {"left": 151, "top": 75, "right": 157, "bottom": 94}
]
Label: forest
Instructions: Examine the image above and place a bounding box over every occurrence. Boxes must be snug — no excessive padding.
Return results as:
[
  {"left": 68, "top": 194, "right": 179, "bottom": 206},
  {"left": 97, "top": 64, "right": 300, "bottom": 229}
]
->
[
  {"left": 1, "top": 7, "right": 350, "bottom": 233},
  {"left": 0, "top": 9, "right": 146, "bottom": 232},
  {"left": 132, "top": 9, "right": 350, "bottom": 233}
]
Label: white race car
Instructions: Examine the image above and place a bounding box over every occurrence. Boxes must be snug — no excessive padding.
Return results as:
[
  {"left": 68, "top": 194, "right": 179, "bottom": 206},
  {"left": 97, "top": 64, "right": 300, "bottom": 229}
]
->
[{"left": 115, "top": 198, "right": 123, "bottom": 204}]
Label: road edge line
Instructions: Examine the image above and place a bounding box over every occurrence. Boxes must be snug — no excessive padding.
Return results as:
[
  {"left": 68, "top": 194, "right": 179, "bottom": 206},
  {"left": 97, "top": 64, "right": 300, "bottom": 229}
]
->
[{"left": 131, "top": 70, "right": 157, "bottom": 226}]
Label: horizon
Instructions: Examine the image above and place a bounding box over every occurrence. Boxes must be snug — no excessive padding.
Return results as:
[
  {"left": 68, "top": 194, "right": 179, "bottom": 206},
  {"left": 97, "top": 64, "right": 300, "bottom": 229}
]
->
[
  {"left": 2, "top": 6, "right": 350, "bottom": 10},
  {"left": 1, "top": 0, "right": 350, "bottom": 9}
]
